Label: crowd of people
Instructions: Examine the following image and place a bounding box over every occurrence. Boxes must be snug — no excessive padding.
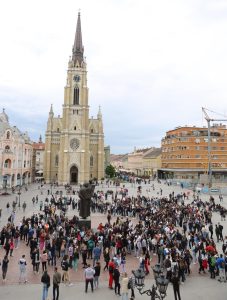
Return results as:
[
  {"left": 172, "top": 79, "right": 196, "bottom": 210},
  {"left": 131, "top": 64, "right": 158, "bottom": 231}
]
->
[{"left": 0, "top": 179, "right": 227, "bottom": 300}]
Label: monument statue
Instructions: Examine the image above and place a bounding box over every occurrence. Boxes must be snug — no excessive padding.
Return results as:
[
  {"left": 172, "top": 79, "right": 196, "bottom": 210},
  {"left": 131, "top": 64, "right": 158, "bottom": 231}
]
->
[{"left": 79, "top": 182, "right": 95, "bottom": 219}]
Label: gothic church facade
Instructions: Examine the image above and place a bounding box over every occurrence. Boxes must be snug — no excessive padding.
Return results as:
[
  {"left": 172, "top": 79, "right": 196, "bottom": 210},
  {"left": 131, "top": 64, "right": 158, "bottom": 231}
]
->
[{"left": 44, "top": 13, "right": 104, "bottom": 184}]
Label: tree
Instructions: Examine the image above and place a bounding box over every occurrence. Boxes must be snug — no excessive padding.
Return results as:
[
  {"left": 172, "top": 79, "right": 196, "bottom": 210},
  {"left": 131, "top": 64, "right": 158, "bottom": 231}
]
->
[{"left": 105, "top": 164, "right": 116, "bottom": 178}]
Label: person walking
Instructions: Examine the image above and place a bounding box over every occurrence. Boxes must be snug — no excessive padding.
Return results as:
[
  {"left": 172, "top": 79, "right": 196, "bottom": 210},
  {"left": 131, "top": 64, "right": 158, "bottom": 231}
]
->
[
  {"left": 41, "top": 250, "right": 48, "bottom": 272},
  {"left": 93, "top": 244, "right": 101, "bottom": 267},
  {"left": 61, "top": 255, "right": 70, "bottom": 286},
  {"left": 9, "top": 238, "right": 14, "bottom": 257},
  {"left": 121, "top": 272, "right": 129, "bottom": 300},
  {"left": 84, "top": 263, "right": 95, "bottom": 293},
  {"left": 22, "top": 201, "right": 26, "bottom": 213},
  {"left": 103, "top": 247, "right": 110, "bottom": 271},
  {"left": 218, "top": 223, "right": 224, "bottom": 242},
  {"left": 215, "top": 225, "right": 220, "bottom": 243},
  {"left": 2, "top": 255, "right": 9, "bottom": 283},
  {"left": 19, "top": 254, "right": 27, "bottom": 284},
  {"left": 108, "top": 258, "right": 115, "bottom": 289},
  {"left": 41, "top": 270, "right": 50, "bottom": 300},
  {"left": 72, "top": 246, "right": 79, "bottom": 271},
  {"left": 4, "top": 239, "right": 10, "bottom": 257},
  {"left": 113, "top": 265, "right": 121, "bottom": 296},
  {"left": 129, "top": 271, "right": 136, "bottom": 300},
  {"left": 53, "top": 267, "right": 61, "bottom": 300},
  {"left": 94, "top": 261, "right": 101, "bottom": 289},
  {"left": 171, "top": 273, "right": 181, "bottom": 300}
]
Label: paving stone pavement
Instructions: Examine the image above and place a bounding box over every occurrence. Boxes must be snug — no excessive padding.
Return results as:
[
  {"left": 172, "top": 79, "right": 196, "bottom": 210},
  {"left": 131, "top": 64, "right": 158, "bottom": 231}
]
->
[
  {"left": 0, "top": 181, "right": 227, "bottom": 299},
  {"left": 0, "top": 277, "right": 226, "bottom": 300}
]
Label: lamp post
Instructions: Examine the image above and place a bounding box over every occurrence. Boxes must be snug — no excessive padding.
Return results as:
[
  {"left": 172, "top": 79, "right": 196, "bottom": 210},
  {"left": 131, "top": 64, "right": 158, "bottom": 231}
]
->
[{"left": 133, "top": 265, "right": 169, "bottom": 300}]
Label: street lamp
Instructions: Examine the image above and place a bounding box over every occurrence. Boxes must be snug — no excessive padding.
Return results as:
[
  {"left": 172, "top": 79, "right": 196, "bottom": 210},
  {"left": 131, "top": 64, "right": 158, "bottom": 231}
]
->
[
  {"left": 153, "top": 263, "right": 162, "bottom": 280},
  {"left": 133, "top": 265, "right": 169, "bottom": 300}
]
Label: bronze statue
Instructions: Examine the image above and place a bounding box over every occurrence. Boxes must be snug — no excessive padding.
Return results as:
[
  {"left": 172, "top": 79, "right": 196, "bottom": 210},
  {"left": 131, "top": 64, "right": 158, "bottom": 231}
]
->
[{"left": 79, "top": 182, "right": 95, "bottom": 219}]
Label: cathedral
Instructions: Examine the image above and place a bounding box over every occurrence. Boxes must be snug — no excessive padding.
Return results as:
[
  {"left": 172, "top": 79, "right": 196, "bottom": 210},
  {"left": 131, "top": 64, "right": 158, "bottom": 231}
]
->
[{"left": 44, "top": 13, "right": 105, "bottom": 185}]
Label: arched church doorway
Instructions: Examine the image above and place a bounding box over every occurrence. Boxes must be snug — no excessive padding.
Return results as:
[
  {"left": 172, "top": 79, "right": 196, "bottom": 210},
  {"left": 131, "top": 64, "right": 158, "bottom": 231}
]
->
[{"left": 70, "top": 166, "right": 78, "bottom": 184}]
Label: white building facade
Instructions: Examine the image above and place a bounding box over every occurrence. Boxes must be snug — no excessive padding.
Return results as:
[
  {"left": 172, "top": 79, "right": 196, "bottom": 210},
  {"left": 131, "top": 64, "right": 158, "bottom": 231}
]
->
[{"left": 0, "top": 109, "right": 33, "bottom": 189}]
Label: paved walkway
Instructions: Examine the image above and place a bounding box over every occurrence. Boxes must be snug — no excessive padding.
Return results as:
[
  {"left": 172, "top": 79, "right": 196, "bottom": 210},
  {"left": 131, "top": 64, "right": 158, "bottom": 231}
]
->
[
  {"left": 0, "top": 277, "right": 226, "bottom": 300},
  {"left": 0, "top": 180, "right": 227, "bottom": 299}
]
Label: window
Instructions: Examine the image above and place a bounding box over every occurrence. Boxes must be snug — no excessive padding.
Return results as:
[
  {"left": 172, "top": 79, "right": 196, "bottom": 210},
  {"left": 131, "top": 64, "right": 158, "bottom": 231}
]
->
[
  {"left": 74, "top": 126, "right": 76, "bottom": 130},
  {"left": 4, "top": 159, "right": 11, "bottom": 168},
  {"left": 55, "top": 155, "right": 59, "bottom": 166},
  {"left": 195, "top": 155, "right": 201, "bottom": 159},
  {"left": 57, "top": 128, "right": 60, "bottom": 133},
  {"left": 91, "top": 128, "right": 94, "bottom": 133},
  {"left": 73, "top": 87, "right": 79, "bottom": 105},
  {"left": 24, "top": 160, "right": 26, "bottom": 167},
  {"left": 90, "top": 155, "right": 94, "bottom": 167},
  {"left": 180, "top": 137, "right": 188, "bottom": 142},
  {"left": 6, "top": 131, "right": 10, "bottom": 139},
  {"left": 195, "top": 146, "right": 200, "bottom": 150},
  {"left": 212, "top": 155, "right": 218, "bottom": 159},
  {"left": 5, "top": 145, "right": 10, "bottom": 152}
]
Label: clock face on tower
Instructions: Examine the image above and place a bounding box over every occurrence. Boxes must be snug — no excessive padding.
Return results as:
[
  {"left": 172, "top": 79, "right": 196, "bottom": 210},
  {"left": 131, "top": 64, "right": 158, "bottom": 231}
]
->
[
  {"left": 70, "top": 138, "right": 80, "bottom": 150},
  {"left": 73, "top": 75, "right": 80, "bottom": 82}
]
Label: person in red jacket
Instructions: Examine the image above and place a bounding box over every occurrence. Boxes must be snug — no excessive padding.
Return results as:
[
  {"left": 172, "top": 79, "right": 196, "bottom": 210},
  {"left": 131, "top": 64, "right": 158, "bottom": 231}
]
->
[{"left": 108, "top": 259, "right": 115, "bottom": 289}]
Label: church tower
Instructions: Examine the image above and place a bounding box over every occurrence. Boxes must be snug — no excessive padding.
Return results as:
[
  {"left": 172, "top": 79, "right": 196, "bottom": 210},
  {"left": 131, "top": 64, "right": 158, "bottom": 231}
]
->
[{"left": 44, "top": 13, "right": 105, "bottom": 184}]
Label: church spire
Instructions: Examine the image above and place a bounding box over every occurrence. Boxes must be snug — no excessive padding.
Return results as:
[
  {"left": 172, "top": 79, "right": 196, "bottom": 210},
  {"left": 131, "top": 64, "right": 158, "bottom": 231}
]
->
[
  {"left": 49, "top": 104, "right": 54, "bottom": 118},
  {"left": 72, "top": 12, "right": 84, "bottom": 66},
  {"left": 97, "top": 105, "right": 102, "bottom": 119}
]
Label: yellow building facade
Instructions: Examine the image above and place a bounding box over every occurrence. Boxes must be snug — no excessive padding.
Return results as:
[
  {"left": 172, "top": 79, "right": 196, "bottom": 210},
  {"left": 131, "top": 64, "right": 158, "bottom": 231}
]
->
[
  {"left": 44, "top": 14, "right": 104, "bottom": 184},
  {"left": 160, "top": 125, "right": 227, "bottom": 181}
]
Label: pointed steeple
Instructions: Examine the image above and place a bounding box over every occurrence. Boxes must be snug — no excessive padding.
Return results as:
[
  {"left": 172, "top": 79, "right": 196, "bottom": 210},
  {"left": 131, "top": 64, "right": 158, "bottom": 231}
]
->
[
  {"left": 49, "top": 104, "right": 54, "bottom": 118},
  {"left": 72, "top": 12, "right": 84, "bottom": 66},
  {"left": 97, "top": 105, "right": 102, "bottom": 119},
  {"left": 39, "top": 135, "right": 42, "bottom": 143}
]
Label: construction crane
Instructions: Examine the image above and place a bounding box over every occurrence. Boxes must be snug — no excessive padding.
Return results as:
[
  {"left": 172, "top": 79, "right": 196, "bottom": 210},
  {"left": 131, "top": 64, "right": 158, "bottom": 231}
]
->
[{"left": 202, "top": 107, "right": 227, "bottom": 188}]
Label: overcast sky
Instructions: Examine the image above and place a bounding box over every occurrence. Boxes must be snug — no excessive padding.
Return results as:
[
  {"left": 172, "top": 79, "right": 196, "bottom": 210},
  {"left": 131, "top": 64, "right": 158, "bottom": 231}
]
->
[{"left": 1, "top": 0, "right": 227, "bottom": 154}]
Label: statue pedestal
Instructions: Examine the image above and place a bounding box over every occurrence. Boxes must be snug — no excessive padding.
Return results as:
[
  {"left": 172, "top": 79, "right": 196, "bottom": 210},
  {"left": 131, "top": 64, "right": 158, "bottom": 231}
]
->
[{"left": 77, "top": 217, "right": 91, "bottom": 230}]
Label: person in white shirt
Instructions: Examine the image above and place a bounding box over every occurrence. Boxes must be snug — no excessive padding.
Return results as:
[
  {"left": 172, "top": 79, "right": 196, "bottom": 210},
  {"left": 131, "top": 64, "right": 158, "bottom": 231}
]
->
[
  {"left": 19, "top": 254, "right": 27, "bottom": 284},
  {"left": 84, "top": 264, "right": 95, "bottom": 293}
]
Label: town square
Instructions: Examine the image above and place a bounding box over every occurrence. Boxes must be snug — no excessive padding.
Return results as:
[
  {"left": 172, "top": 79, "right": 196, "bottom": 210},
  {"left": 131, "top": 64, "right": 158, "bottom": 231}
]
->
[
  {"left": 0, "top": 180, "right": 227, "bottom": 300},
  {"left": 1, "top": 1, "right": 227, "bottom": 300}
]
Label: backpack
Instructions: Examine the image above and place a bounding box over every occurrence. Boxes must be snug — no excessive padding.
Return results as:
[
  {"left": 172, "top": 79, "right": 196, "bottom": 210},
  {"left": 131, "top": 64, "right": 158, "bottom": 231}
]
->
[
  {"left": 210, "top": 257, "right": 216, "bottom": 267},
  {"left": 179, "top": 260, "right": 185, "bottom": 270},
  {"left": 61, "top": 260, "right": 67, "bottom": 271}
]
